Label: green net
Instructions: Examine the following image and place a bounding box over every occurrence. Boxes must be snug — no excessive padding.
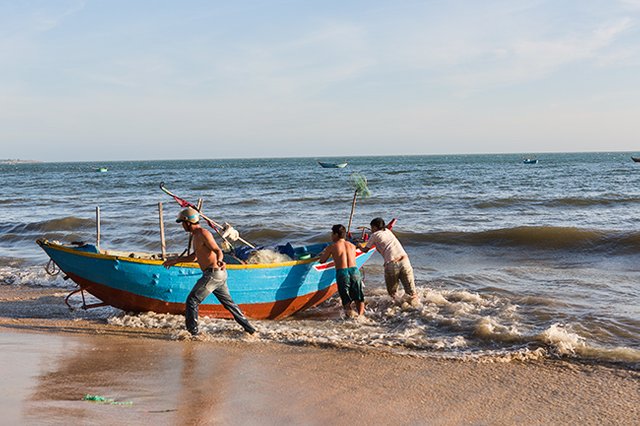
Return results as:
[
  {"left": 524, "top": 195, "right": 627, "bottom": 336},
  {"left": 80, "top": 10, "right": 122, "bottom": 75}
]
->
[{"left": 349, "top": 173, "right": 371, "bottom": 197}]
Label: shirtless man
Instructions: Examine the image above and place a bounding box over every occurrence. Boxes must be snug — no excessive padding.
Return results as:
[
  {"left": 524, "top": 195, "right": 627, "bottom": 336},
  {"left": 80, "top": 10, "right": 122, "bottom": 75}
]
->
[
  {"left": 163, "top": 207, "right": 255, "bottom": 336},
  {"left": 319, "top": 224, "right": 365, "bottom": 317}
]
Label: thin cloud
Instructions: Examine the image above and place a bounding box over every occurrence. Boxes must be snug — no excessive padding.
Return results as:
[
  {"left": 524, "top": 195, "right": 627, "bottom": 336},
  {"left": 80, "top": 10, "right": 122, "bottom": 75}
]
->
[
  {"left": 619, "top": 0, "right": 640, "bottom": 9},
  {"left": 442, "top": 18, "right": 635, "bottom": 95}
]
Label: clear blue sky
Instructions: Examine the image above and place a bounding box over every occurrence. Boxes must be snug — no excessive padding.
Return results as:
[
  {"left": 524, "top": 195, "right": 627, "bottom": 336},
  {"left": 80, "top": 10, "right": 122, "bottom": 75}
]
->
[{"left": 2, "top": 0, "right": 640, "bottom": 161}]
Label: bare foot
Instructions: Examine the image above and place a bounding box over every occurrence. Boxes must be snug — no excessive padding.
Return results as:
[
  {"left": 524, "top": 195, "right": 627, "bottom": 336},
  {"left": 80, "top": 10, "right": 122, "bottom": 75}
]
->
[{"left": 343, "top": 309, "right": 358, "bottom": 319}]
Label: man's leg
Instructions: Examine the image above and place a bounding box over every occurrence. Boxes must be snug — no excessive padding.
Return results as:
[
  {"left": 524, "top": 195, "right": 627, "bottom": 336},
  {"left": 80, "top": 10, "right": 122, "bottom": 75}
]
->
[
  {"left": 336, "top": 271, "right": 355, "bottom": 317},
  {"left": 185, "top": 272, "right": 214, "bottom": 335},
  {"left": 350, "top": 269, "right": 365, "bottom": 316},
  {"left": 384, "top": 263, "right": 400, "bottom": 298},
  {"left": 398, "top": 260, "right": 418, "bottom": 299},
  {"left": 211, "top": 275, "right": 255, "bottom": 333}
]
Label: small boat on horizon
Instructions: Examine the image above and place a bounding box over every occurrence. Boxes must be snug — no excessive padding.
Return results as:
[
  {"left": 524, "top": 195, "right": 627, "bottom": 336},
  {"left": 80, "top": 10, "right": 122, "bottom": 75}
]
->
[
  {"left": 523, "top": 158, "right": 538, "bottom": 164},
  {"left": 96, "top": 167, "right": 108, "bottom": 172},
  {"left": 318, "top": 161, "right": 348, "bottom": 169},
  {"left": 631, "top": 156, "right": 640, "bottom": 163}
]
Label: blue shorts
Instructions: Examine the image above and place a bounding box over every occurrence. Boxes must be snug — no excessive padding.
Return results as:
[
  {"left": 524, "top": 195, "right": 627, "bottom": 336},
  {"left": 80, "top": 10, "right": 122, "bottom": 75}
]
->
[{"left": 335, "top": 267, "right": 364, "bottom": 305}]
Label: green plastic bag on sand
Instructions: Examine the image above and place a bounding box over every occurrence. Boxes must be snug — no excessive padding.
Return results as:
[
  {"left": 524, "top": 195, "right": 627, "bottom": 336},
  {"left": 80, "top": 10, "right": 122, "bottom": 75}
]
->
[{"left": 83, "top": 394, "right": 133, "bottom": 405}]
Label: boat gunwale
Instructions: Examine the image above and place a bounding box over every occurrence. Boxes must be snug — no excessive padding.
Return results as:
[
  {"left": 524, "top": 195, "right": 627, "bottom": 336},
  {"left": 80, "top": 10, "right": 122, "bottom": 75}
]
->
[{"left": 37, "top": 240, "right": 341, "bottom": 270}]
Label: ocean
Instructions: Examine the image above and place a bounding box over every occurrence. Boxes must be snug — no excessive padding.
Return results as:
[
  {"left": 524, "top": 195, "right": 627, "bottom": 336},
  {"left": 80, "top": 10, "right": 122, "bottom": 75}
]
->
[{"left": 1, "top": 152, "right": 639, "bottom": 367}]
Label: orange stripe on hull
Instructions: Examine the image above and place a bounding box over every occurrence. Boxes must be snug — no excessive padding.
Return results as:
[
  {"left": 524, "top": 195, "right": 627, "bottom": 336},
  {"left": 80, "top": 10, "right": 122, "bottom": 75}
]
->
[{"left": 67, "top": 273, "right": 337, "bottom": 320}]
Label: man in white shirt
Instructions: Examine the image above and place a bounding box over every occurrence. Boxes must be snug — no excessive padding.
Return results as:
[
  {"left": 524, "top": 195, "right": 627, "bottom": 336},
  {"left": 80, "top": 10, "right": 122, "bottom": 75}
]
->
[{"left": 361, "top": 217, "right": 418, "bottom": 301}]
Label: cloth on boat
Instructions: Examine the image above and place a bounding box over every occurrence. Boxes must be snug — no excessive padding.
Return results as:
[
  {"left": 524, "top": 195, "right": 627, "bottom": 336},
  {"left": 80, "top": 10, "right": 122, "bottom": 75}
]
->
[
  {"left": 335, "top": 266, "right": 364, "bottom": 305},
  {"left": 185, "top": 268, "right": 255, "bottom": 335}
]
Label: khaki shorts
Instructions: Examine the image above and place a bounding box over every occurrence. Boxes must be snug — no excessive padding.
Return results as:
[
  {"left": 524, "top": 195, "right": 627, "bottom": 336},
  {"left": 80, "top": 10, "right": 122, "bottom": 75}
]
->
[{"left": 384, "top": 258, "right": 416, "bottom": 297}]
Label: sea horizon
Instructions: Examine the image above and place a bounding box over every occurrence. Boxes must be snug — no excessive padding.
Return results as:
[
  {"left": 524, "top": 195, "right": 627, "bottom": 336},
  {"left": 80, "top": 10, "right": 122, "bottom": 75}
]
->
[{"left": 5, "top": 149, "right": 640, "bottom": 164}]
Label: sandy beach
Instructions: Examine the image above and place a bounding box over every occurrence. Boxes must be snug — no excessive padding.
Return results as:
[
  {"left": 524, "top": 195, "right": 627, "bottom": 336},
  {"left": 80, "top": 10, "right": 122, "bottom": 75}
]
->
[
  {"left": 1, "top": 289, "right": 638, "bottom": 425},
  {"left": 4, "top": 0, "right": 640, "bottom": 422}
]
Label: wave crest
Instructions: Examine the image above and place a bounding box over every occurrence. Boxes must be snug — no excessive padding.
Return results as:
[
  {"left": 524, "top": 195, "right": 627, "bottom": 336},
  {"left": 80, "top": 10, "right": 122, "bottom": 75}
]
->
[{"left": 395, "top": 226, "right": 640, "bottom": 254}]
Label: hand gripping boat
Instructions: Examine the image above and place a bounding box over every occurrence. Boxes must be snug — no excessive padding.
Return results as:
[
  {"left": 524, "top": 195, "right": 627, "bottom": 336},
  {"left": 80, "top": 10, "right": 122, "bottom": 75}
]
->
[{"left": 37, "top": 239, "right": 375, "bottom": 320}]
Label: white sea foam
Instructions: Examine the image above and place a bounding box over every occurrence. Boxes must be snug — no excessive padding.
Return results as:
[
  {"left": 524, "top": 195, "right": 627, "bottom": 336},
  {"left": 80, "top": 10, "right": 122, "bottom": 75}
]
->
[
  {"left": 538, "top": 323, "right": 640, "bottom": 363},
  {"left": 94, "top": 285, "right": 640, "bottom": 366},
  {"left": 107, "top": 286, "right": 522, "bottom": 356},
  {"left": 539, "top": 323, "right": 586, "bottom": 355},
  {"left": 0, "top": 265, "right": 71, "bottom": 288},
  {"left": 475, "top": 347, "right": 549, "bottom": 363},
  {"left": 474, "top": 316, "right": 522, "bottom": 342}
]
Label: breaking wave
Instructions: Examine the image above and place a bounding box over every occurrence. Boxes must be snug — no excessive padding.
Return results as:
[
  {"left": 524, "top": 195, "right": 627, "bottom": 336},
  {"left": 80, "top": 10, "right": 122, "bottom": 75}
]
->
[
  {"left": 0, "top": 216, "right": 95, "bottom": 233},
  {"left": 0, "top": 265, "right": 70, "bottom": 288},
  {"left": 394, "top": 226, "right": 640, "bottom": 254},
  {"left": 474, "top": 196, "right": 640, "bottom": 209},
  {"left": 242, "top": 228, "right": 299, "bottom": 242}
]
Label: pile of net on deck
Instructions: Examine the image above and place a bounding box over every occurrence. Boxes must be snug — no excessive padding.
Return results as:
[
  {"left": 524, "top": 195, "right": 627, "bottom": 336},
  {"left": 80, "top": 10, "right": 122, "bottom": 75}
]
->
[
  {"left": 233, "top": 243, "right": 304, "bottom": 264},
  {"left": 220, "top": 223, "right": 308, "bottom": 264}
]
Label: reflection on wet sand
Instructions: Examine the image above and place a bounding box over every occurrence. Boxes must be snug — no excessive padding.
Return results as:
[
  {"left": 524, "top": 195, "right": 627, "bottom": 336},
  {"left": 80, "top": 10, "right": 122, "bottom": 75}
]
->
[
  {"left": 177, "top": 344, "right": 236, "bottom": 424},
  {"left": 21, "top": 332, "right": 248, "bottom": 424},
  {"left": 2, "top": 328, "right": 638, "bottom": 425}
]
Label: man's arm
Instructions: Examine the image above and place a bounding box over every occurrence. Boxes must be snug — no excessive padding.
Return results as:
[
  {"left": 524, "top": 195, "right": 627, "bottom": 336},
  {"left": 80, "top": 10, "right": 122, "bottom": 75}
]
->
[
  {"left": 318, "top": 244, "right": 334, "bottom": 263},
  {"left": 201, "top": 229, "right": 225, "bottom": 268},
  {"left": 163, "top": 252, "right": 197, "bottom": 269},
  {"left": 360, "top": 233, "right": 376, "bottom": 253}
]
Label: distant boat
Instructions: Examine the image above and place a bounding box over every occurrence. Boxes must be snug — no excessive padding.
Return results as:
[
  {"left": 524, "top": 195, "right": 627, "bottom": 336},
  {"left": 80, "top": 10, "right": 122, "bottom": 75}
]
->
[
  {"left": 523, "top": 158, "right": 538, "bottom": 164},
  {"left": 96, "top": 167, "right": 108, "bottom": 172},
  {"left": 631, "top": 157, "right": 640, "bottom": 163},
  {"left": 318, "top": 161, "right": 348, "bottom": 169}
]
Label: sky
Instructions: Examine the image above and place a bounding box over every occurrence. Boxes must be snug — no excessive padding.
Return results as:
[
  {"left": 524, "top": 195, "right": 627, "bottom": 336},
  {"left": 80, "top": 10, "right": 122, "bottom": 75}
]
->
[{"left": 1, "top": 0, "right": 640, "bottom": 161}]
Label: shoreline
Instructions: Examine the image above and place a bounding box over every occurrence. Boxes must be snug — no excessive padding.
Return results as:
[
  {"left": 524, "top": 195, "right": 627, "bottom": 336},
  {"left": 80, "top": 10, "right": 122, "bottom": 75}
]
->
[
  {"left": 1, "top": 285, "right": 639, "bottom": 368},
  {"left": 1, "top": 323, "right": 638, "bottom": 425},
  {"left": 1, "top": 287, "right": 639, "bottom": 424}
]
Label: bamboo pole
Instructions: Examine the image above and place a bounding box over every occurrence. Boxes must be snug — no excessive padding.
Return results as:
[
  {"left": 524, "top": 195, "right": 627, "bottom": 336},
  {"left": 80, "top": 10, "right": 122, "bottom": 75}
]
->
[
  {"left": 347, "top": 190, "right": 358, "bottom": 235},
  {"left": 158, "top": 202, "right": 166, "bottom": 259},
  {"left": 187, "top": 198, "right": 203, "bottom": 255},
  {"left": 95, "top": 206, "right": 101, "bottom": 250}
]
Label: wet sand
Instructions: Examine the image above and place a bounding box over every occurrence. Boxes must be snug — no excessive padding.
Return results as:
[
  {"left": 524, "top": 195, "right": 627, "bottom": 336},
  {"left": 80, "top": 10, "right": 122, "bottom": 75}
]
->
[{"left": 1, "top": 287, "right": 639, "bottom": 425}]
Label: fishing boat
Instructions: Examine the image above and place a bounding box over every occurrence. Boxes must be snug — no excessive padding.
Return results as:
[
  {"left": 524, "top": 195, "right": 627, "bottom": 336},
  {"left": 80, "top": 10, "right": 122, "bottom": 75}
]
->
[
  {"left": 522, "top": 158, "right": 538, "bottom": 164},
  {"left": 96, "top": 167, "right": 108, "bottom": 172},
  {"left": 631, "top": 157, "right": 640, "bottom": 163},
  {"left": 318, "top": 161, "right": 348, "bottom": 169},
  {"left": 37, "top": 239, "right": 375, "bottom": 320}
]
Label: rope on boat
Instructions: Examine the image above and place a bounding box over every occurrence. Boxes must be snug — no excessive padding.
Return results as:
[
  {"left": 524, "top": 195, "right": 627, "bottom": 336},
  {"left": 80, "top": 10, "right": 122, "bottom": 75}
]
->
[{"left": 45, "top": 259, "right": 60, "bottom": 276}]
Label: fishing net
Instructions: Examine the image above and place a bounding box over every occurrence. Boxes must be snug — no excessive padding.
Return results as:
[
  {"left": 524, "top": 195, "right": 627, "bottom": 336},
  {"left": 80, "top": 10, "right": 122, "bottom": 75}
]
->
[{"left": 349, "top": 173, "right": 371, "bottom": 197}]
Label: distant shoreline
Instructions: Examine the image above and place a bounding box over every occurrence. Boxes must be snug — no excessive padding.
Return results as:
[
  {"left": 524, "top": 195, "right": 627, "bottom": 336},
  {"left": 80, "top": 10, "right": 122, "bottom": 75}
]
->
[
  {"left": 3, "top": 151, "right": 639, "bottom": 165},
  {"left": 0, "top": 159, "right": 42, "bottom": 164}
]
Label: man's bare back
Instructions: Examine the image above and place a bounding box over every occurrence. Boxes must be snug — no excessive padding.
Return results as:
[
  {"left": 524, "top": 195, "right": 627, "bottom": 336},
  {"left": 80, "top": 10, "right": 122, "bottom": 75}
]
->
[{"left": 320, "top": 239, "right": 357, "bottom": 269}]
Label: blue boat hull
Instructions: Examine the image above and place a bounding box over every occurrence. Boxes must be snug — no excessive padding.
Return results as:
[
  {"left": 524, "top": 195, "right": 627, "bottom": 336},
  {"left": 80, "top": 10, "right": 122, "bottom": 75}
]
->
[{"left": 37, "top": 240, "right": 374, "bottom": 319}]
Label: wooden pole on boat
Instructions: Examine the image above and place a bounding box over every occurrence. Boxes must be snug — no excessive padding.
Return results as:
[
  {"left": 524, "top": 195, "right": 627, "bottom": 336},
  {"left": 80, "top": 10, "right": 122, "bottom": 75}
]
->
[
  {"left": 95, "top": 206, "right": 101, "bottom": 250},
  {"left": 187, "top": 198, "right": 203, "bottom": 255},
  {"left": 347, "top": 190, "right": 358, "bottom": 235},
  {"left": 158, "top": 202, "right": 166, "bottom": 260}
]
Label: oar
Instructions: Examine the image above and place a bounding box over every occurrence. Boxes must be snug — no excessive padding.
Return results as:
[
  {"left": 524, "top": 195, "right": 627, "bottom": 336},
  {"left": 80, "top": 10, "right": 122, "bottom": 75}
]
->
[{"left": 159, "top": 182, "right": 256, "bottom": 249}]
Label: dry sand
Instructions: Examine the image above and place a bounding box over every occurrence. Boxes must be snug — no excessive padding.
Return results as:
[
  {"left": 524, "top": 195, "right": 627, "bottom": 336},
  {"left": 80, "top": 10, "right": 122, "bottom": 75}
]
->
[{"left": 0, "top": 287, "right": 638, "bottom": 425}]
